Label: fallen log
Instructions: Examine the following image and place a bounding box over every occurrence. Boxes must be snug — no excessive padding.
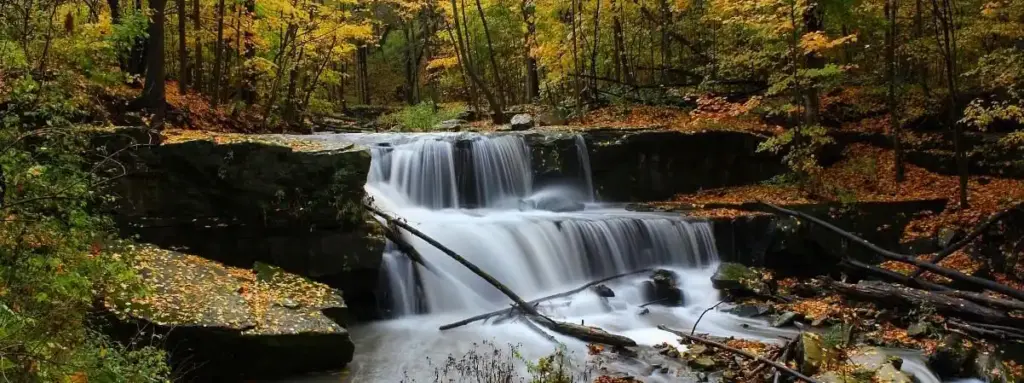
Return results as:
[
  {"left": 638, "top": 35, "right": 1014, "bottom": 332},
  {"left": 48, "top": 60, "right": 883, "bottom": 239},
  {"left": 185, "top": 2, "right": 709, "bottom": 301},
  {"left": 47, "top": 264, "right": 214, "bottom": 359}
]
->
[
  {"left": 826, "top": 279, "right": 1015, "bottom": 325},
  {"left": 656, "top": 325, "right": 820, "bottom": 383},
  {"left": 844, "top": 259, "right": 1024, "bottom": 312},
  {"left": 946, "top": 319, "right": 1024, "bottom": 342},
  {"left": 440, "top": 268, "right": 652, "bottom": 330},
  {"left": 759, "top": 202, "right": 1024, "bottom": 301},
  {"left": 365, "top": 202, "right": 637, "bottom": 348},
  {"left": 910, "top": 202, "right": 1023, "bottom": 278}
]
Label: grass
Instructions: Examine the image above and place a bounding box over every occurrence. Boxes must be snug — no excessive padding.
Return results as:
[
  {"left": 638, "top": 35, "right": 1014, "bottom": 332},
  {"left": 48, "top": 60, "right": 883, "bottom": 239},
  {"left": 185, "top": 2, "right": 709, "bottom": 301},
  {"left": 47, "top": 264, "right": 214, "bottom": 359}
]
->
[{"left": 378, "top": 102, "right": 468, "bottom": 131}]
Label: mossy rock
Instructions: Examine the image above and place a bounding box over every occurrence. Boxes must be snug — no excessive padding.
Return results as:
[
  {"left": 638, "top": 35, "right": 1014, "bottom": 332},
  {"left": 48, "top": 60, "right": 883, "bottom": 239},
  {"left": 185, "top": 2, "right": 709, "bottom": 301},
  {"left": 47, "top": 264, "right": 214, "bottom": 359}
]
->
[{"left": 710, "top": 262, "right": 769, "bottom": 295}]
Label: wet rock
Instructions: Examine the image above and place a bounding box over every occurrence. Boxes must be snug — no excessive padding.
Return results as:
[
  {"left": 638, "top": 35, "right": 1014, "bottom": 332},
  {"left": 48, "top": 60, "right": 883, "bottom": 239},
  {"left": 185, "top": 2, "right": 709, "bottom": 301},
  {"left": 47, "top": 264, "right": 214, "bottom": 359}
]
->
[
  {"left": 640, "top": 269, "right": 684, "bottom": 306},
  {"left": 927, "top": 334, "right": 977, "bottom": 379},
  {"left": 434, "top": 119, "right": 469, "bottom": 131},
  {"left": 800, "top": 332, "right": 829, "bottom": 375},
  {"left": 688, "top": 356, "right": 717, "bottom": 370},
  {"left": 510, "top": 114, "right": 535, "bottom": 131},
  {"left": 277, "top": 298, "right": 301, "bottom": 309},
  {"left": 722, "top": 303, "right": 772, "bottom": 318},
  {"left": 846, "top": 348, "right": 914, "bottom": 383},
  {"left": 810, "top": 316, "right": 828, "bottom": 327},
  {"left": 593, "top": 284, "right": 616, "bottom": 298},
  {"left": 936, "top": 226, "right": 964, "bottom": 249},
  {"left": 906, "top": 320, "right": 930, "bottom": 337},
  {"left": 771, "top": 311, "right": 800, "bottom": 328},
  {"left": 710, "top": 262, "right": 768, "bottom": 295}
]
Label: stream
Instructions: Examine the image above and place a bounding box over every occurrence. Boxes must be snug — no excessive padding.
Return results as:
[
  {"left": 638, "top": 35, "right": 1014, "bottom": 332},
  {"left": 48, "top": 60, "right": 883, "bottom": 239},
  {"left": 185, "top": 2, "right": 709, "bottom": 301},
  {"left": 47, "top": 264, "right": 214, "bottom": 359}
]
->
[{"left": 312, "top": 133, "right": 960, "bottom": 382}]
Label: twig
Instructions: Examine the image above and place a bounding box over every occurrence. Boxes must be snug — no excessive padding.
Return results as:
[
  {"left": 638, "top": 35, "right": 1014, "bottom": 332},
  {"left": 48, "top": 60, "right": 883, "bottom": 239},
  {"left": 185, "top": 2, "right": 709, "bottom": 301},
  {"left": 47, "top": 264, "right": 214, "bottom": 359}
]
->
[
  {"left": 911, "top": 202, "right": 1023, "bottom": 278},
  {"left": 657, "top": 325, "right": 820, "bottom": 383},
  {"left": 691, "top": 301, "right": 724, "bottom": 335}
]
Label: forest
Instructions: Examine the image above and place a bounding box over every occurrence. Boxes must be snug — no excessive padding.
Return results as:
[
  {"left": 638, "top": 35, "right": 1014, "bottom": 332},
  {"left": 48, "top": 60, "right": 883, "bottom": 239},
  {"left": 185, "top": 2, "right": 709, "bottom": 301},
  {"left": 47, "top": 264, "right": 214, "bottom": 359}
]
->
[{"left": 2, "top": 0, "right": 1024, "bottom": 381}]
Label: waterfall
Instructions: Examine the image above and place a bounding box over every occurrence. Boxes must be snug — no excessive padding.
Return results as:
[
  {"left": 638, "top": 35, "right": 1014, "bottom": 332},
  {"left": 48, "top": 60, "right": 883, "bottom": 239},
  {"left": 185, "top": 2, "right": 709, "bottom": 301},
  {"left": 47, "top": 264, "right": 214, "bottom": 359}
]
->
[{"left": 368, "top": 133, "right": 719, "bottom": 315}]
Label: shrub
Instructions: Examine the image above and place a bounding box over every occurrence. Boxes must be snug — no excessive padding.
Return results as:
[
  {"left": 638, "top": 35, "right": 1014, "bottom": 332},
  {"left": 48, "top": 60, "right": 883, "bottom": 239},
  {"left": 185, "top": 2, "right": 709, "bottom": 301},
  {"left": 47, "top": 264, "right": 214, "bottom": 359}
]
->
[
  {"left": 0, "top": 75, "right": 170, "bottom": 381},
  {"left": 378, "top": 102, "right": 467, "bottom": 131},
  {"left": 402, "top": 341, "right": 591, "bottom": 383}
]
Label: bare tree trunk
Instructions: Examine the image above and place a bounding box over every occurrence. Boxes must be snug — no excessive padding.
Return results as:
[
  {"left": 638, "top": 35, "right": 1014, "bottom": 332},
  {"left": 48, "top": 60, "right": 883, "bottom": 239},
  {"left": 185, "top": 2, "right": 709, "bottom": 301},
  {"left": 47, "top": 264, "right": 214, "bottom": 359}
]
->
[
  {"left": 802, "top": 1, "right": 824, "bottom": 126},
  {"left": 177, "top": 0, "right": 187, "bottom": 92},
  {"left": 240, "top": 0, "right": 256, "bottom": 104},
  {"left": 521, "top": 0, "right": 540, "bottom": 102},
  {"left": 192, "top": 0, "right": 201, "bottom": 93},
  {"left": 589, "top": 0, "right": 602, "bottom": 96},
  {"left": 141, "top": 0, "right": 168, "bottom": 128},
  {"left": 611, "top": 0, "right": 628, "bottom": 83},
  {"left": 915, "top": 0, "right": 930, "bottom": 96},
  {"left": 930, "top": 0, "right": 968, "bottom": 208},
  {"left": 211, "top": 0, "right": 226, "bottom": 105},
  {"left": 451, "top": 0, "right": 505, "bottom": 123},
  {"left": 474, "top": 0, "right": 507, "bottom": 108},
  {"left": 887, "top": 0, "right": 905, "bottom": 182}
]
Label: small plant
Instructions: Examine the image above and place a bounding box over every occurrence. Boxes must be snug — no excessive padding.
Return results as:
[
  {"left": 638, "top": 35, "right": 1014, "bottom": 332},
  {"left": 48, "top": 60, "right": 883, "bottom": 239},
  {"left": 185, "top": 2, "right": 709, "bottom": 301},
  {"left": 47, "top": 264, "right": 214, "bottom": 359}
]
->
[
  {"left": 402, "top": 340, "right": 591, "bottom": 383},
  {"left": 378, "top": 102, "right": 467, "bottom": 131}
]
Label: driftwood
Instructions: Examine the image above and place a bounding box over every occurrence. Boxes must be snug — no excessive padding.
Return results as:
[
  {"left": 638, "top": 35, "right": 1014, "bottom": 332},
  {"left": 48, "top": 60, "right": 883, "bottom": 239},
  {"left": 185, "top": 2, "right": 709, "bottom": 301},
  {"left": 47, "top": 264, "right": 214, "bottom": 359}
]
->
[
  {"left": 440, "top": 268, "right": 653, "bottom": 330},
  {"left": 365, "top": 203, "right": 637, "bottom": 348},
  {"left": 910, "top": 202, "right": 1023, "bottom": 278},
  {"left": 844, "top": 259, "right": 1024, "bottom": 312},
  {"left": 759, "top": 202, "right": 1024, "bottom": 301},
  {"left": 772, "top": 338, "right": 797, "bottom": 383},
  {"left": 657, "top": 325, "right": 820, "bottom": 383},
  {"left": 826, "top": 279, "right": 1016, "bottom": 326}
]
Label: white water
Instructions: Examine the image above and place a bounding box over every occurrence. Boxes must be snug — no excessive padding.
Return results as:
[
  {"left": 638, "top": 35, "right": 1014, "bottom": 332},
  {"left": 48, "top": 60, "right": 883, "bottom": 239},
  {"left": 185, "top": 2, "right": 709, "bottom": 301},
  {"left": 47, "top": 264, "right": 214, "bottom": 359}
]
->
[{"left": 341, "top": 133, "right": 957, "bottom": 382}]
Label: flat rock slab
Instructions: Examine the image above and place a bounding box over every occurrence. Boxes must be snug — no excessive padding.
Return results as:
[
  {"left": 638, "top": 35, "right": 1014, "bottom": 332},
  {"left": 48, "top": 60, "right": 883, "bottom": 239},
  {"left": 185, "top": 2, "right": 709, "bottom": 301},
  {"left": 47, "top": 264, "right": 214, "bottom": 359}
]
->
[{"left": 103, "top": 244, "right": 353, "bottom": 380}]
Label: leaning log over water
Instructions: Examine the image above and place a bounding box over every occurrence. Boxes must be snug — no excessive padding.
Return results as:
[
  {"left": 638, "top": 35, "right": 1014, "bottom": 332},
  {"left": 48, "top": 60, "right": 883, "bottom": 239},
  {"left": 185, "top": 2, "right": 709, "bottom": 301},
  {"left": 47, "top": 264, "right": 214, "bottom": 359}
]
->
[
  {"left": 759, "top": 202, "right": 1024, "bottom": 302},
  {"left": 365, "top": 202, "right": 637, "bottom": 348},
  {"left": 440, "top": 268, "right": 653, "bottom": 330}
]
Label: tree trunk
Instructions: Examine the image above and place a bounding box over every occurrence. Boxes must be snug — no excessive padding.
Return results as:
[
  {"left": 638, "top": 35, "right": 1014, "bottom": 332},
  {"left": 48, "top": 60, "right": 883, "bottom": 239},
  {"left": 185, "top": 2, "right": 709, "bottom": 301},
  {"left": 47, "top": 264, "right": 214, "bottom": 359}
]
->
[
  {"left": 240, "top": 0, "right": 256, "bottom": 104},
  {"left": 356, "top": 45, "right": 370, "bottom": 104},
  {"left": 589, "top": 0, "right": 602, "bottom": 96},
  {"left": 521, "top": 0, "right": 540, "bottom": 101},
  {"left": 915, "top": 0, "right": 930, "bottom": 96},
  {"left": 930, "top": 0, "right": 968, "bottom": 208},
  {"left": 192, "top": 0, "right": 201, "bottom": 93},
  {"left": 474, "top": 0, "right": 507, "bottom": 108},
  {"left": 887, "top": 0, "right": 905, "bottom": 182},
  {"left": 451, "top": 0, "right": 505, "bottom": 123},
  {"left": 828, "top": 280, "right": 1015, "bottom": 326},
  {"left": 803, "top": 1, "right": 824, "bottom": 126},
  {"left": 177, "top": 0, "right": 187, "bottom": 93},
  {"left": 611, "top": 0, "right": 628, "bottom": 84},
  {"left": 107, "top": 0, "right": 120, "bottom": 23},
  {"left": 211, "top": 0, "right": 226, "bottom": 105},
  {"left": 141, "top": 0, "right": 168, "bottom": 128}
]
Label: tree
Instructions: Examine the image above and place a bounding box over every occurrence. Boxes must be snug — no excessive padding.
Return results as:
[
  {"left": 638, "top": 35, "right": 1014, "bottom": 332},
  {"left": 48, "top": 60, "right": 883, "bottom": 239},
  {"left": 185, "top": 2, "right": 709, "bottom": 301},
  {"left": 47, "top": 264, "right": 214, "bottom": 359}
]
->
[
  {"left": 177, "top": 0, "right": 187, "bottom": 92},
  {"left": 887, "top": 0, "right": 905, "bottom": 182},
  {"left": 930, "top": 0, "right": 968, "bottom": 208},
  {"left": 140, "top": 0, "right": 168, "bottom": 127}
]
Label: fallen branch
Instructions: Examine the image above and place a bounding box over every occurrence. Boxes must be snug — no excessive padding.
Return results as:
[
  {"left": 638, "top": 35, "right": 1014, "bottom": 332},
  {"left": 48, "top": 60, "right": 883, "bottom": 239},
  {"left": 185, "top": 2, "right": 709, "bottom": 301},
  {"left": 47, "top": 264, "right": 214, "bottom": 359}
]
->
[
  {"left": 691, "top": 301, "right": 724, "bottom": 335},
  {"left": 826, "top": 279, "right": 1016, "bottom": 326},
  {"left": 910, "top": 202, "right": 1023, "bottom": 278},
  {"left": 759, "top": 202, "right": 1024, "bottom": 301},
  {"left": 946, "top": 319, "right": 1024, "bottom": 342},
  {"left": 656, "top": 325, "right": 820, "bottom": 383},
  {"left": 772, "top": 338, "right": 797, "bottom": 383},
  {"left": 366, "top": 202, "right": 637, "bottom": 347},
  {"left": 440, "top": 268, "right": 652, "bottom": 330},
  {"left": 843, "top": 259, "right": 1024, "bottom": 312}
]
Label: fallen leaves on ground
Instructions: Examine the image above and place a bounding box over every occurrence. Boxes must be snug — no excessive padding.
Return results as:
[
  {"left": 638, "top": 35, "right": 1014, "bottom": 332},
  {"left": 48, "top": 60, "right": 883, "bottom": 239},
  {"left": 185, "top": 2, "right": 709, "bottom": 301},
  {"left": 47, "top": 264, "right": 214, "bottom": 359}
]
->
[
  {"left": 569, "top": 101, "right": 778, "bottom": 135},
  {"left": 162, "top": 129, "right": 326, "bottom": 152}
]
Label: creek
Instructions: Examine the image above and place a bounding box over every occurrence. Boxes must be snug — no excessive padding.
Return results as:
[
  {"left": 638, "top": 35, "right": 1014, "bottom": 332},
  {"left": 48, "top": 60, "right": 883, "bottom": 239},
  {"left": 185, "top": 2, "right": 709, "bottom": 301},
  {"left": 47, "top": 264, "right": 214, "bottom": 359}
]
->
[{"left": 321, "top": 133, "right": 952, "bottom": 383}]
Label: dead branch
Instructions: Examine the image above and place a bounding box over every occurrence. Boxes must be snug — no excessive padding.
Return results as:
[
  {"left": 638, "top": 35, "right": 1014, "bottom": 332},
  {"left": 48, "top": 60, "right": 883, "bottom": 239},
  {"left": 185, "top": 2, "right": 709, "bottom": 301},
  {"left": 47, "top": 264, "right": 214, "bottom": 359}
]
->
[
  {"left": 439, "top": 268, "right": 652, "bottom": 330},
  {"left": 826, "top": 279, "right": 1018, "bottom": 326},
  {"left": 910, "top": 202, "right": 1024, "bottom": 277},
  {"left": 365, "top": 202, "right": 636, "bottom": 347},
  {"left": 759, "top": 202, "right": 1024, "bottom": 301},
  {"left": 843, "top": 259, "right": 1024, "bottom": 312},
  {"left": 691, "top": 301, "right": 724, "bottom": 335},
  {"left": 657, "top": 325, "right": 820, "bottom": 383}
]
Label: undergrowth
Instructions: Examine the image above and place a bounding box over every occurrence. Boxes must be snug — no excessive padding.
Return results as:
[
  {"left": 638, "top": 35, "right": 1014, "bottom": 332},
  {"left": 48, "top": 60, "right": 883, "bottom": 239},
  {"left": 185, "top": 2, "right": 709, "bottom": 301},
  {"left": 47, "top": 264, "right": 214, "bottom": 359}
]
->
[
  {"left": 401, "top": 341, "right": 593, "bottom": 383},
  {"left": 378, "top": 102, "right": 467, "bottom": 131}
]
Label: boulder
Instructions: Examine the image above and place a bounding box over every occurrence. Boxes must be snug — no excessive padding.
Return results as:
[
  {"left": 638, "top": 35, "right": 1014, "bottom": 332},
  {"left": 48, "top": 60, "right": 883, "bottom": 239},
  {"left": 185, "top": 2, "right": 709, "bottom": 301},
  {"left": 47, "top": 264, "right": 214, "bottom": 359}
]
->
[
  {"left": 721, "top": 303, "right": 772, "bottom": 318},
  {"left": 510, "top": 114, "right": 535, "bottom": 131},
  {"left": 434, "top": 119, "right": 469, "bottom": 131},
  {"left": 710, "top": 262, "right": 768, "bottom": 295},
  {"left": 592, "top": 284, "right": 616, "bottom": 298},
  {"left": 103, "top": 245, "right": 354, "bottom": 380},
  {"left": 936, "top": 226, "right": 964, "bottom": 249},
  {"left": 771, "top": 311, "right": 800, "bottom": 328},
  {"left": 640, "top": 269, "right": 684, "bottom": 306}
]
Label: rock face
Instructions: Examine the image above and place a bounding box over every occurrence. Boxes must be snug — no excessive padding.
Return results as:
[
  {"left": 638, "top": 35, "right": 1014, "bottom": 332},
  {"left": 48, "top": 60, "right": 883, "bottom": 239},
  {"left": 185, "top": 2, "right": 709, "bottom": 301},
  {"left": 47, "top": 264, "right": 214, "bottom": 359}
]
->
[
  {"left": 91, "top": 129, "right": 385, "bottom": 320},
  {"left": 103, "top": 245, "right": 354, "bottom": 380},
  {"left": 510, "top": 114, "right": 534, "bottom": 131}
]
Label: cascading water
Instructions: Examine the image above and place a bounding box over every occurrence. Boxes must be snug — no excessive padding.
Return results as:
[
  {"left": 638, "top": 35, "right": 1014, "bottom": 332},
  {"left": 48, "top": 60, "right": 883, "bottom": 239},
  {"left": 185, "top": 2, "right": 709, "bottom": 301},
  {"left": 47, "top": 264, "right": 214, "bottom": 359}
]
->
[{"left": 342, "top": 133, "right": 957, "bottom": 382}]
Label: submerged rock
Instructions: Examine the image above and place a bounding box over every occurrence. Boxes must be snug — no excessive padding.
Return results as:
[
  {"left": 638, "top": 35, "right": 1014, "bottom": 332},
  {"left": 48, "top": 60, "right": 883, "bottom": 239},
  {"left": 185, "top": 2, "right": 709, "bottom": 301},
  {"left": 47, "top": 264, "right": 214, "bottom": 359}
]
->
[
  {"left": 771, "top": 311, "right": 800, "bottom": 328},
  {"left": 102, "top": 245, "right": 353, "bottom": 380},
  {"left": 927, "top": 334, "right": 977, "bottom": 379},
  {"left": 722, "top": 303, "right": 772, "bottom": 318},
  {"left": 521, "top": 194, "right": 586, "bottom": 212}
]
